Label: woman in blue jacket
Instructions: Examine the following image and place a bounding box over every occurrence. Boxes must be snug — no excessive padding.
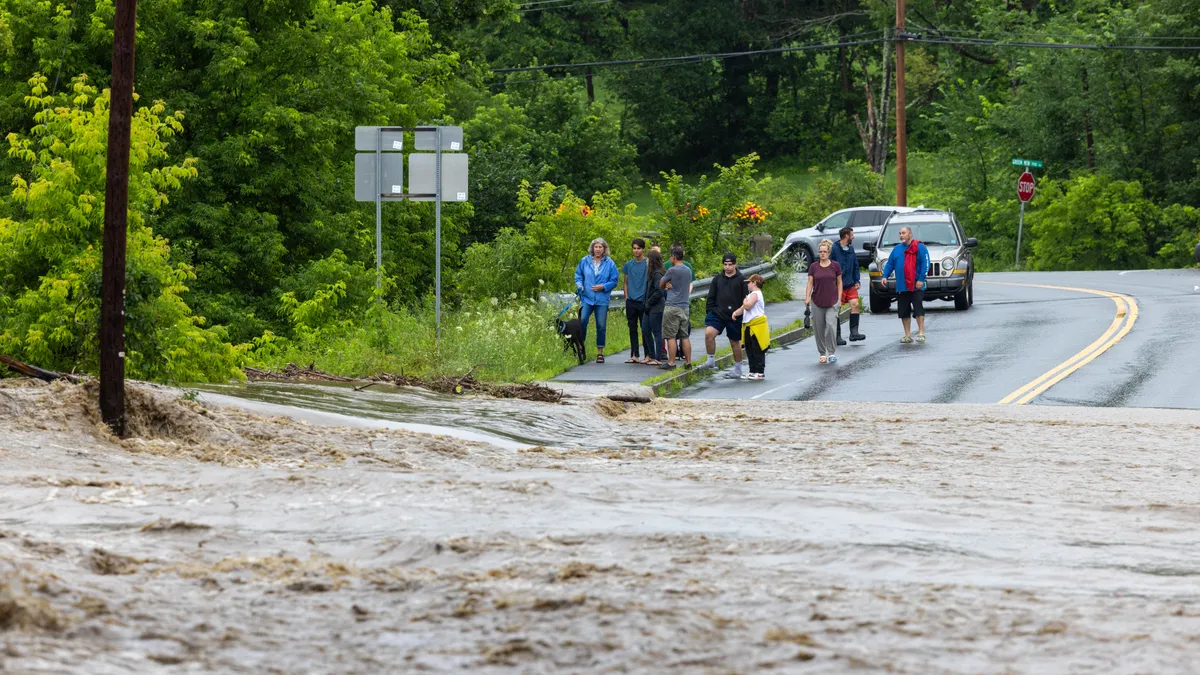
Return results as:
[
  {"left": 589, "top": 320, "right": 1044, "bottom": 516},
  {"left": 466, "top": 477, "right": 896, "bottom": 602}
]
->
[{"left": 574, "top": 238, "right": 620, "bottom": 363}]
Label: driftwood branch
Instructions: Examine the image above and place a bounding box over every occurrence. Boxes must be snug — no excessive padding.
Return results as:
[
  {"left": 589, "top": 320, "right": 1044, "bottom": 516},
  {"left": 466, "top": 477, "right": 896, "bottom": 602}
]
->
[{"left": 0, "top": 355, "right": 83, "bottom": 383}]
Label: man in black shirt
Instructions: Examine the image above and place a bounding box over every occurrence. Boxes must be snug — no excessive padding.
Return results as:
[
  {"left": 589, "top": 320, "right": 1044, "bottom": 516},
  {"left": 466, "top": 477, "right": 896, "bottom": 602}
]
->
[{"left": 701, "top": 253, "right": 748, "bottom": 379}]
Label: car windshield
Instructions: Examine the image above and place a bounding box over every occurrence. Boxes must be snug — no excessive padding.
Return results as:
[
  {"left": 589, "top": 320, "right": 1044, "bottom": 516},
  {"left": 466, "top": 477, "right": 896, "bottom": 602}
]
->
[{"left": 880, "top": 221, "right": 958, "bottom": 247}]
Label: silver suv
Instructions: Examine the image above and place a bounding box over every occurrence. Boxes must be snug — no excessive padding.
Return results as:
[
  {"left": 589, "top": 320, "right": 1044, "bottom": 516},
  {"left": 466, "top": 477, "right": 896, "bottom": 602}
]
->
[
  {"left": 865, "top": 209, "right": 977, "bottom": 312},
  {"left": 772, "top": 206, "right": 915, "bottom": 272}
]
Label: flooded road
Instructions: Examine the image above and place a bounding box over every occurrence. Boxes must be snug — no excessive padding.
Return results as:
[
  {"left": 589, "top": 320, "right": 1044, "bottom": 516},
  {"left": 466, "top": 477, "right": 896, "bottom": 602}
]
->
[
  {"left": 4, "top": 380, "right": 1200, "bottom": 672},
  {"left": 195, "top": 381, "right": 615, "bottom": 448}
]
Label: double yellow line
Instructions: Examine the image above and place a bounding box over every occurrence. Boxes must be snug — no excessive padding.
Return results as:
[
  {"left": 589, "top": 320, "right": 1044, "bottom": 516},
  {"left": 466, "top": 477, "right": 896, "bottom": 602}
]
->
[{"left": 982, "top": 282, "right": 1139, "bottom": 405}]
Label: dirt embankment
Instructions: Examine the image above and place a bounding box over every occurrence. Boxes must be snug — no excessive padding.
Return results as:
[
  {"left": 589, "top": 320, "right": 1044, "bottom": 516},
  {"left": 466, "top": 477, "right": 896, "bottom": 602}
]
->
[{"left": 4, "top": 379, "right": 1200, "bottom": 673}]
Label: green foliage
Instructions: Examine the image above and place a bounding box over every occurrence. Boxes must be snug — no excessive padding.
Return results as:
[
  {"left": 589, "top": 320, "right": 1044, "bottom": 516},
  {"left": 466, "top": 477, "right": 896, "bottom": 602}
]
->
[
  {"left": 247, "top": 298, "right": 586, "bottom": 383},
  {"left": 517, "top": 181, "right": 644, "bottom": 290},
  {"left": 0, "top": 74, "right": 242, "bottom": 383},
  {"left": 1028, "top": 174, "right": 1191, "bottom": 271},
  {"left": 650, "top": 153, "right": 769, "bottom": 267}
]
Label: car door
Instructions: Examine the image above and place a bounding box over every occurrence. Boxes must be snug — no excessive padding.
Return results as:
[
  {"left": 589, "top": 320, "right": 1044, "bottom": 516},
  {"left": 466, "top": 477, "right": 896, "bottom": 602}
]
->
[{"left": 848, "top": 209, "right": 889, "bottom": 257}]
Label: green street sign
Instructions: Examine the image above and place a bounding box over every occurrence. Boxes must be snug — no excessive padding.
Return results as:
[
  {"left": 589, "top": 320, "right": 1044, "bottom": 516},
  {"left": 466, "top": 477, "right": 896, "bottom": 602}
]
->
[{"left": 1012, "top": 158, "right": 1044, "bottom": 168}]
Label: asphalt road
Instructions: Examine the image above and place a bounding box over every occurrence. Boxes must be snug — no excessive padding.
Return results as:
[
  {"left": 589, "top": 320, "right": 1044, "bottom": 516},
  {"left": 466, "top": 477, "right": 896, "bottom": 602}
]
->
[{"left": 681, "top": 269, "right": 1200, "bottom": 408}]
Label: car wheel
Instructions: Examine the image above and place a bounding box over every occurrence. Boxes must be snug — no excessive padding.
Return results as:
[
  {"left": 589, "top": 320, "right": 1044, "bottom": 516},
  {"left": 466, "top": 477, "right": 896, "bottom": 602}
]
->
[
  {"left": 786, "top": 246, "right": 812, "bottom": 273},
  {"left": 869, "top": 290, "right": 891, "bottom": 314},
  {"left": 954, "top": 283, "right": 970, "bottom": 310},
  {"left": 968, "top": 278, "right": 974, "bottom": 306}
]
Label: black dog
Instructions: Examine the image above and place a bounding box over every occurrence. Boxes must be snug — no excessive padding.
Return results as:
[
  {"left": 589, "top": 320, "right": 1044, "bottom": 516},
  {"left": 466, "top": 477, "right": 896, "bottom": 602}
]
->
[{"left": 555, "top": 307, "right": 587, "bottom": 365}]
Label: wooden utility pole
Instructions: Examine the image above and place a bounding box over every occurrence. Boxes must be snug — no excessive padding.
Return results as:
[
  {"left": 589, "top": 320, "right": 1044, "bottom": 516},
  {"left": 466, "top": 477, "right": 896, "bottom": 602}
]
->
[
  {"left": 895, "top": 0, "right": 907, "bottom": 206},
  {"left": 100, "top": 0, "right": 138, "bottom": 437}
]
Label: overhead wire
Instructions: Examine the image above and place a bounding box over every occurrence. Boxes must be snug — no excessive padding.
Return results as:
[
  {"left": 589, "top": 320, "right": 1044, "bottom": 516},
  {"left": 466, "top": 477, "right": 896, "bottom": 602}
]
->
[
  {"left": 489, "top": 28, "right": 1200, "bottom": 77},
  {"left": 517, "top": 0, "right": 612, "bottom": 13}
]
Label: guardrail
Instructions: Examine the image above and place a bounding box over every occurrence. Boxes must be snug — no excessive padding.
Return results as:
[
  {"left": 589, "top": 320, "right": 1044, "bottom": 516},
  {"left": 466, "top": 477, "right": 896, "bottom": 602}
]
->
[{"left": 544, "top": 261, "right": 777, "bottom": 307}]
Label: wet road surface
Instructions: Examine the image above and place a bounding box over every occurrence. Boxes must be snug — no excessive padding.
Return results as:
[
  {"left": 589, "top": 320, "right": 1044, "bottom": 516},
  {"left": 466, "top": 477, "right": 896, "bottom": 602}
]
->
[{"left": 682, "top": 270, "right": 1200, "bottom": 408}]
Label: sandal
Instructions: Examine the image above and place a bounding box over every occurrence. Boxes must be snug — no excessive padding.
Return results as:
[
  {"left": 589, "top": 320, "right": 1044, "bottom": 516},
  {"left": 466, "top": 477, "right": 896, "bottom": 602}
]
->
[
  {"left": 597, "top": 354, "right": 605, "bottom": 364},
  {"left": 915, "top": 334, "right": 926, "bottom": 344},
  {"left": 625, "top": 358, "right": 639, "bottom": 364},
  {"left": 819, "top": 355, "right": 828, "bottom": 364},
  {"left": 645, "top": 359, "right": 661, "bottom": 366},
  {"left": 900, "top": 336, "right": 914, "bottom": 344}
]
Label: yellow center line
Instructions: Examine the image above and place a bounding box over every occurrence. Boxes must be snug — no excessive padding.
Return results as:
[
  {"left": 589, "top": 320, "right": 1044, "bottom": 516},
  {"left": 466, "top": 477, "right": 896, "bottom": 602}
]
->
[{"left": 981, "top": 281, "right": 1139, "bottom": 405}]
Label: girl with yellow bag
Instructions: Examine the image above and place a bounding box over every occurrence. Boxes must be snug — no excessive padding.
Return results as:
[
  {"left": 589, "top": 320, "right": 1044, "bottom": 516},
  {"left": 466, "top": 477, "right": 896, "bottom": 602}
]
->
[{"left": 732, "top": 274, "right": 769, "bottom": 380}]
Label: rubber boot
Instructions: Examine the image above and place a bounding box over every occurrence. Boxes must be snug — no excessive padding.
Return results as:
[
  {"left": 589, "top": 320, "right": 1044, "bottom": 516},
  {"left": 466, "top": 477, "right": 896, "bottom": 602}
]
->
[
  {"left": 849, "top": 313, "right": 866, "bottom": 341},
  {"left": 836, "top": 320, "right": 847, "bottom": 346}
]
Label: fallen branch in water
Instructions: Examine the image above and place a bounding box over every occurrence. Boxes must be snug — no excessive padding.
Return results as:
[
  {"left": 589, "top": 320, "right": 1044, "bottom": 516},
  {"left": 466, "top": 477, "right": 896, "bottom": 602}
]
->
[
  {"left": 0, "top": 355, "right": 82, "bottom": 383},
  {"left": 243, "top": 363, "right": 562, "bottom": 403}
]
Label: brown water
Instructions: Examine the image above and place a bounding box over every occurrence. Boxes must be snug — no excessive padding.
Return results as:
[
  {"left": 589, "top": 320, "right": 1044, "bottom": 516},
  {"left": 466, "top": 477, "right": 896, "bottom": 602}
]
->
[{"left": 3, "top": 380, "right": 1200, "bottom": 673}]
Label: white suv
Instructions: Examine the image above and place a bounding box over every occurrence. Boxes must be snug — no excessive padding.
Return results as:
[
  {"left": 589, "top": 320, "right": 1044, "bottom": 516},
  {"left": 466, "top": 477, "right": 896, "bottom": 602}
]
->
[{"left": 772, "top": 206, "right": 915, "bottom": 272}]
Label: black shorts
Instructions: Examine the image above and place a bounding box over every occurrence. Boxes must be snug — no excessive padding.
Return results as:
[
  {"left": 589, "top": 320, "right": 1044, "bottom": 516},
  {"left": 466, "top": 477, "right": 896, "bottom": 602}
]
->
[
  {"left": 704, "top": 312, "right": 742, "bottom": 341},
  {"left": 897, "top": 290, "right": 925, "bottom": 319}
]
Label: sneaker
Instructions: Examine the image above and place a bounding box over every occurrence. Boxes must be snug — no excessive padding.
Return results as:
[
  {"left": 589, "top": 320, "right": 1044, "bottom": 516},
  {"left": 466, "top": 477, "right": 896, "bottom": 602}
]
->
[
  {"left": 828, "top": 354, "right": 838, "bottom": 364},
  {"left": 723, "top": 371, "right": 742, "bottom": 379},
  {"left": 740, "top": 372, "right": 754, "bottom": 380},
  {"left": 755, "top": 373, "right": 765, "bottom": 380},
  {"left": 699, "top": 360, "right": 717, "bottom": 371},
  {"left": 916, "top": 334, "right": 926, "bottom": 344},
  {"left": 900, "top": 336, "right": 914, "bottom": 344}
]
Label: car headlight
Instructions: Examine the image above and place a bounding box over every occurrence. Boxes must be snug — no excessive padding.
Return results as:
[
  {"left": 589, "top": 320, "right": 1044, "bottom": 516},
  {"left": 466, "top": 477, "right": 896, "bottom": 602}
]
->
[{"left": 941, "top": 257, "right": 955, "bottom": 276}]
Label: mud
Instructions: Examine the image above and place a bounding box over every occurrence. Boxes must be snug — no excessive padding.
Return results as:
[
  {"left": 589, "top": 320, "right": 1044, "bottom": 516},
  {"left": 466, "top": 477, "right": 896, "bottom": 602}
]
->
[{"left": 3, "top": 379, "right": 1200, "bottom": 673}]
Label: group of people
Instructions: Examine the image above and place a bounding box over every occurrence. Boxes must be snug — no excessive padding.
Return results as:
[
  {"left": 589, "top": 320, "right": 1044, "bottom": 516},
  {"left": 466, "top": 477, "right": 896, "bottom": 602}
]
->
[
  {"left": 573, "top": 225, "right": 932, "bottom": 375},
  {"left": 573, "top": 238, "right": 770, "bottom": 379},
  {"left": 803, "top": 224, "right": 930, "bottom": 363}
]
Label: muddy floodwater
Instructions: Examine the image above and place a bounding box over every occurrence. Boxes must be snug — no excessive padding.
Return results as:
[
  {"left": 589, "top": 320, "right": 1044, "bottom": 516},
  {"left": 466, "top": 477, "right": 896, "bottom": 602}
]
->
[{"left": 3, "top": 380, "right": 1200, "bottom": 673}]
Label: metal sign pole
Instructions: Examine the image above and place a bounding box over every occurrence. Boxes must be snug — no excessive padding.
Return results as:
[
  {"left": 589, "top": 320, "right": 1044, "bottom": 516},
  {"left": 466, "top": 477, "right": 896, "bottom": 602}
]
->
[
  {"left": 1016, "top": 201, "right": 1025, "bottom": 268},
  {"left": 435, "top": 127, "right": 443, "bottom": 342},
  {"left": 375, "top": 129, "right": 383, "bottom": 304}
]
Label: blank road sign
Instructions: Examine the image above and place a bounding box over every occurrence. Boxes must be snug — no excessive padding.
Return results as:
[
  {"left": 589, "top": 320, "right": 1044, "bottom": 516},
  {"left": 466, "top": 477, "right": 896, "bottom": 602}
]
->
[
  {"left": 409, "top": 153, "right": 469, "bottom": 202},
  {"left": 414, "top": 126, "right": 464, "bottom": 152},
  {"left": 355, "top": 126, "right": 405, "bottom": 152},
  {"left": 354, "top": 153, "right": 405, "bottom": 202}
]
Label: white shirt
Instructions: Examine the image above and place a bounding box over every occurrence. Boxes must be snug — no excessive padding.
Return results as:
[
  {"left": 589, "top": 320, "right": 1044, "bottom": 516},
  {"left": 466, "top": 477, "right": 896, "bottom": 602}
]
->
[{"left": 742, "top": 290, "right": 765, "bottom": 323}]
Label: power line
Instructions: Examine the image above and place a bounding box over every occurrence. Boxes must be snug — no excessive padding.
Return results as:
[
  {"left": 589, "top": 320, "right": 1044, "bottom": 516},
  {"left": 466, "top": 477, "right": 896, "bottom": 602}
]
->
[
  {"left": 908, "top": 33, "right": 1200, "bottom": 51},
  {"left": 517, "top": 0, "right": 612, "bottom": 13},
  {"left": 490, "top": 30, "right": 1200, "bottom": 75},
  {"left": 490, "top": 32, "right": 888, "bottom": 73}
]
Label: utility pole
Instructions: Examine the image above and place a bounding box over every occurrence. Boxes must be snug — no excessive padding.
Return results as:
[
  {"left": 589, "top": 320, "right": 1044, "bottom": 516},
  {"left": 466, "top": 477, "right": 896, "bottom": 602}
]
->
[
  {"left": 895, "top": 0, "right": 907, "bottom": 207},
  {"left": 100, "top": 0, "right": 138, "bottom": 437}
]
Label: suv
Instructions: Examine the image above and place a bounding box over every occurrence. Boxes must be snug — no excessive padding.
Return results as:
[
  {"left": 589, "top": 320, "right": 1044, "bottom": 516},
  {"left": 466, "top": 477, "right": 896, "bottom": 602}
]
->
[
  {"left": 865, "top": 209, "right": 977, "bottom": 312},
  {"left": 772, "top": 206, "right": 915, "bottom": 272}
]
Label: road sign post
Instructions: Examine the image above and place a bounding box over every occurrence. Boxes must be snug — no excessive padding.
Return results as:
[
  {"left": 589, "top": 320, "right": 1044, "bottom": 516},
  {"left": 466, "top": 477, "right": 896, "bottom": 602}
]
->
[
  {"left": 354, "top": 126, "right": 467, "bottom": 337},
  {"left": 1015, "top": 169, "right": 1037, "bottom": 267}
]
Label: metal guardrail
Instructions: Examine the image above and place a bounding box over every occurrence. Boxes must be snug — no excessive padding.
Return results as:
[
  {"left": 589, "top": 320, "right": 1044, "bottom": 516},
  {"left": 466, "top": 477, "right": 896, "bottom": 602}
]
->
[{"left": 543, "top": 261, "right": 777, "bottom": 306}]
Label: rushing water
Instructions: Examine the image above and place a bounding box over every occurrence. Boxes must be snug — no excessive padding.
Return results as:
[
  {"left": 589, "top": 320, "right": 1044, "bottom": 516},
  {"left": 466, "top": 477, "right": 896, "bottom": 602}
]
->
[{"left": 194, "top": 381, "right": 615, "bottom": 449}]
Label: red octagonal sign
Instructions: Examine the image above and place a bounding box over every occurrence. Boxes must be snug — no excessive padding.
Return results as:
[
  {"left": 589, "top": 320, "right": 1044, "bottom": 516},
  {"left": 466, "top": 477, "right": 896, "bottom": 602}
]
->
[{"left": 1017, "top": 171, "right": 1036, "bottom": 203}]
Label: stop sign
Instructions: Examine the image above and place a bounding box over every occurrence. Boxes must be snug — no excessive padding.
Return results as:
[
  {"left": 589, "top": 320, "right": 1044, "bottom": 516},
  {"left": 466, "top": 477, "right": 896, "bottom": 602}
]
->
[{"left": 1017, "top": 171, "right": 1036, "bottom": 203}]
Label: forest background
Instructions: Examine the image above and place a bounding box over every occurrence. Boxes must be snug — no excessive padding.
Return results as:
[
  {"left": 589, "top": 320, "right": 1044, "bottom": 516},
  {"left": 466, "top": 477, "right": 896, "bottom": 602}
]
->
[{"left": 0, "top": 0, "right": 1197, "bottom": 383}]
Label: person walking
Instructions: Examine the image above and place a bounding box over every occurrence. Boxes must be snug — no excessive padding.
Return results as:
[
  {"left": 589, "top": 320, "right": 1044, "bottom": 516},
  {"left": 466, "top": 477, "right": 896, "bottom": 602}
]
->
[
  {"left": 701, "top": 253, "right": 748, "bottom": 378},
  {"left": 805, "top": 239, "right": 843, "bottom": 364},
  {"left": 622, "top": 238, "right": 652, "bottom": 364},
  {"left": 829, "top": 225, "right": 865, "bottom": 344},
  {"left": 657, "top": 245, "right": 694, "bottom": 369},
  {"left": 643, "top": 248, "right": 666, "bottom": 365},
  {"left": 574, "top": 237, "right": 619, "bottom": 363},
  {"left": 732, "top": 273, "right": 768, "bottom": 379},
  {"left": 880, "top": 226, "right": 930, "bottom": 344}
]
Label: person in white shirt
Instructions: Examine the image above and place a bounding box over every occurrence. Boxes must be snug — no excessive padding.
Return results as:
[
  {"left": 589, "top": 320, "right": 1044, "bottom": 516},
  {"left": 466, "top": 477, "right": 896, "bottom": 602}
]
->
[{"left": 732, "top": 274, "right": 768, "bottom": 380}]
